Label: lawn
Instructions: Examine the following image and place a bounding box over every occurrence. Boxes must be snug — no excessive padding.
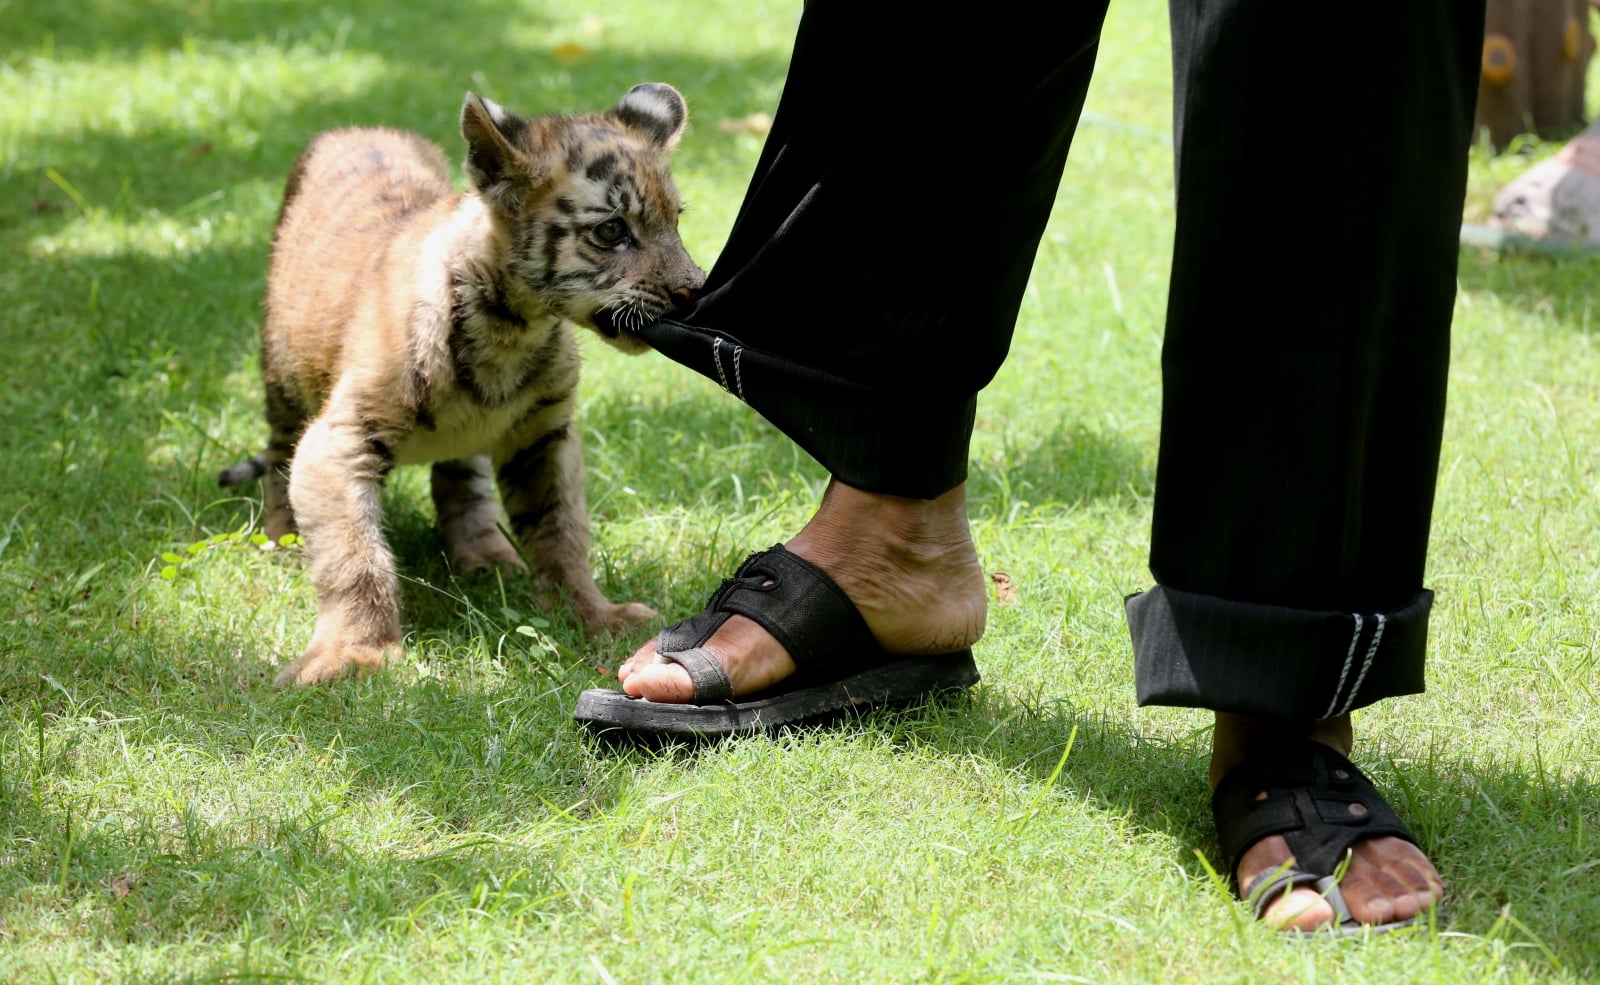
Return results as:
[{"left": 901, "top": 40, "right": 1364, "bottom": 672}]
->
[{"left": 2, "top": 1, "right": 1598, "bottom": 982}]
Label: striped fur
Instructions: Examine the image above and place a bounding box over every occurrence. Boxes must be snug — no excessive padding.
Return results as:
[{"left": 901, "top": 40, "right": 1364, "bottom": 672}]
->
[{"left": 219, "top": 85, "right": 702, "bottom": 686}]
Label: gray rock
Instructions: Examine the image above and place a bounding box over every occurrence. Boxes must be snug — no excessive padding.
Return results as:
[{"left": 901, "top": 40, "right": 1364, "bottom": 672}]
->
[{"left": 1490, "top": 120, "right": 1600, "bottom": 247}]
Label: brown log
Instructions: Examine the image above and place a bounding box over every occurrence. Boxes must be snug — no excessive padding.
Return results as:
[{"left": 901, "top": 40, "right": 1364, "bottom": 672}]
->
[{"left": 1474, "top": 0, "right": 1595, "bottom": 150}]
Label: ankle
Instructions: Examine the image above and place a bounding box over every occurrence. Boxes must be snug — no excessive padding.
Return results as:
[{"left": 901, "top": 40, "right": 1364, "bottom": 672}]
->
[
  {"left": 1209, "top": 713, "right": 1354, "bottom": 789},
  {"left": 783, "top": 479, "right": 987, "bottom": 655},
  {"left": 799, "top": 479, "right": 975, "bottom": 558}
]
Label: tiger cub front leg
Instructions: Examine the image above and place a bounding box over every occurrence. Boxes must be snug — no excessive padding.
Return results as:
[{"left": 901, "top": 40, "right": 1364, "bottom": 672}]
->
[
  {"left": 274, "top": 414, "right": 403, "bottom": 685},
  {"left": 495, "top": 420, "right": 655, "bottom": 633},
  {"left": 431, "top": 456, "right": 525, "bottom": 571}
]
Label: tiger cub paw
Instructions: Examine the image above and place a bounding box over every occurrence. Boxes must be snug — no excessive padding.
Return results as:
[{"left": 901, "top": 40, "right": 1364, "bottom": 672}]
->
[
  {"left": 263, "top": 510, "right": 298, "bottom": 544},
  {"left": 274, "top": 639, "right": 400, "bottom": 686},
  {"left": 580, "top": 600, "right": 658, "bottom": 635},
  {"left": 448, "top": 532, "right": 527, "bottom": 573}
]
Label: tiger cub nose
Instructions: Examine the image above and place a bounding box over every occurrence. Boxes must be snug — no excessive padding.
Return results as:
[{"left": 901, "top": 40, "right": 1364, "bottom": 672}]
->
[{"left": 670, "top": 283, "right": 700, "bottom": 310}]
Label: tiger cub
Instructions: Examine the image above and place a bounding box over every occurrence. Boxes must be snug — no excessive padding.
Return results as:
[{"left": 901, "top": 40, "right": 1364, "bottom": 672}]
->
[{"left": 219, "top": 84, "right": 704, "bottom": 686}]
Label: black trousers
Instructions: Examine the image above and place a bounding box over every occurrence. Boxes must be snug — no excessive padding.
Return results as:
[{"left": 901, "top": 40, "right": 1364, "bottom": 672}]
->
[{"left": 640, "top": 0, "right": 1486, "bottom": 721}]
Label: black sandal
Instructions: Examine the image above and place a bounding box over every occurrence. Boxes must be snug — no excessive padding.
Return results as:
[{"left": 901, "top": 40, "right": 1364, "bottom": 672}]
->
[
  {"left": 572, "top": 545, "right": 979, "bottom": 737},
  {"left": 1212, "top": 741, "right": 1440, "bottom": 935}
]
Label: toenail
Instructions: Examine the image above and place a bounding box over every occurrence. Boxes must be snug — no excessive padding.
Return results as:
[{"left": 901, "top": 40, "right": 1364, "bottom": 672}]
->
[
  {"left": 1333, "top": 769, "right": 1350, "bottom": 780},
  {"left": 1253, "top": 790, "right": 1268, "bottom": 801},
  {"left": 1348, "top": 802, "right": 1368, "bottom": 817}
]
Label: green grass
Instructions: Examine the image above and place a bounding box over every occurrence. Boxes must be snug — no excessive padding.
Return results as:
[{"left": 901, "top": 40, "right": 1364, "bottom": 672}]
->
[{"left": 3, "top": 1, "right": 1599, "bottom": 982}]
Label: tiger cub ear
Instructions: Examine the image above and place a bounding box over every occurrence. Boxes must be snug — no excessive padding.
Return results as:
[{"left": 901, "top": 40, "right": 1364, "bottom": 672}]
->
[
  {"left": 610, "top": 83, "right": 688, "bottom": 152},
  {"left": 460, "top": 92, "right": 546, "bottom": 213}
]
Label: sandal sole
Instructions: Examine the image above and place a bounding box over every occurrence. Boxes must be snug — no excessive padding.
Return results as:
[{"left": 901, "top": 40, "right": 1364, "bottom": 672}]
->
[{"left": 573, "top": 650, "right": 979, "bottom": 738}]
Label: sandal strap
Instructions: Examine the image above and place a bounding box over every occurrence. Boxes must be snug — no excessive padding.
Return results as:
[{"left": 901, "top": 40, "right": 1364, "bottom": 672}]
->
[
  {"left": 1242, "top": 868, "right": 1355, "bottom": 924},
  {"left": 658, "top": 646, "right": 734, "bottom": 702},
  {"left": 654, "top": 545, "right": 879, "bottom": 699},
  {"left": 1212, "top": 742, "right": 1417, "bottom": 881}
]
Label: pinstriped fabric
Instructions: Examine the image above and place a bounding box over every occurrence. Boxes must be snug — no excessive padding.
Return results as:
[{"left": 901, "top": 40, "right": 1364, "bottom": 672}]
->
[
  {"left": 1128, "top": 586, "right": 1432, "bottom": 720},
  {"left": 641, "top": 321, "right": 982, "bottom": 499},
  {"left": 1128, "top": 0, "right": 1478, "bottom": 713},
  {"left": 1151, "top": 0, "right": 1478, "bottom": 617}
]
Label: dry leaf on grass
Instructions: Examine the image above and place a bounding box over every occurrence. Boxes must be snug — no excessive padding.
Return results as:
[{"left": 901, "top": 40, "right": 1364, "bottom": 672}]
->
[
  {"left": 991, "top": 571, "right": 1018, "bottom": 606},
  {"left": 715, "top": 113, "right": 772, "bottom": 135},
  {"left": 553, "top": 42, "right": 593, "bottom": 63}
]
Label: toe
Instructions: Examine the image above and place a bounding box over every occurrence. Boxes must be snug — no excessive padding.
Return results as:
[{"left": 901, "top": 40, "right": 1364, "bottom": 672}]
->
[
  {"left": 1259, "top": 886, "right": 1336, "bottom": 932},
  {"left": 616, "top": 639, "right": 657, "bottom": 683},
  {"left": 621, "top": 658, "right": 696, "bottom": 701},
  {"left": 615, "top": 616, "right": 797, "bottom": 703},
  {"left": 1338, "top": 873, "right": 1401, "bottom": 926},
  {"left": 1238, "top": 833, "right": 1442, "bottom": 932},
  {"left": 1238, "top": 835, "right": 1336, "bottom": 931},
  {"left": 1338, "top": 837, "right": 1441, "bottom": 925}
]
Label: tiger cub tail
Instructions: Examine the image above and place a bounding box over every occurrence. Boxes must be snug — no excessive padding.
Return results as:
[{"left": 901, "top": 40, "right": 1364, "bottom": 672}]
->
[{"left": 217, "top": 453, "right": 271, "bottom": 487}]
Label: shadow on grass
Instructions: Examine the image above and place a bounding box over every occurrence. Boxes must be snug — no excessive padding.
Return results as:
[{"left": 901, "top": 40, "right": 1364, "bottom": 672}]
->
[
  {"left": 6, "top": 0, "right": 789, "bottom": 218},
  {"left": 0, "top": 755, "right": 566, "bottom": 964},
  {"left": 1457, "top": 247, "right": 1600, "bottom": 336},
  {"left": 6, "top": 0, "right": 551, "bottom": 61},
  {"left": 4, "top": 613, "right": 1597, "bottom": 975},
  {"left": 4, "top": 0, "right": 788, "bottom": 123},
  {"left": 0, "top": 631, "right": 637, "bottom": 954},
  {"left": 559, "top": 679, "right": 1600, "bottom": 970},
  {"left": 855, "top": 687, "right": 1600, "bottom": 969},
  {"left": 968, "top": 423, "right": 1153, "bottom": 517}
]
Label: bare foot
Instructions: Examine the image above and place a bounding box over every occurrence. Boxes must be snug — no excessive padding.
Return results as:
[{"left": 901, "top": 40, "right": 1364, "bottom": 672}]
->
[
  {"left": 1213, "top": 713, "right": 1444, "bottom": 932},
  {"left": 617, "top": 478, "right": 988, "bottom": 701}
]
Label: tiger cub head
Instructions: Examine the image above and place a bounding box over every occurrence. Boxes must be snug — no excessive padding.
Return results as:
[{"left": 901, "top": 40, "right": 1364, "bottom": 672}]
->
[{"left": 460, "top": 84, "right": 705, "bottom": 353}]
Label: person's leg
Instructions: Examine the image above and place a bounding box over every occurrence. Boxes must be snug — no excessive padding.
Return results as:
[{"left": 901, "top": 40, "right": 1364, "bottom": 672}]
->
[
  {"left": 639, "top": 1, "right": 1113, "bottom": 499},
  {"left": 621, "top": 1, "right": 1113, "bottom": 696},
  {"left": 1130, "top": 0, "right": 1485, "bottom": 930}
]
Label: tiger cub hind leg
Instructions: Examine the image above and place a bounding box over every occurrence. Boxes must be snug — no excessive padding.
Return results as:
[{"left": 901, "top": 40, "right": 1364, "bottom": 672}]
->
[
  {"left": 495, "top": 419, "right": 655, "bottom": 635},
  {"left": 431, "top": 456, "right": 525, "bottom": 572},
  {"left": 258, "top": 444, "right": 297, "bottom": 543},
  {"left": 218, "top": 379, "right": 303, "bottom": 542}
]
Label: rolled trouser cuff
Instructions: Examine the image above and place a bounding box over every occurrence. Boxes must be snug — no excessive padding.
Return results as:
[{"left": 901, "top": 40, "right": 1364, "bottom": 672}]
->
[
  {"left": 640, "top": 318, "right": 975, "bottom": 499},
  {"left": 1126, "top": 584, "right": 1432, "bottom": 721}
]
